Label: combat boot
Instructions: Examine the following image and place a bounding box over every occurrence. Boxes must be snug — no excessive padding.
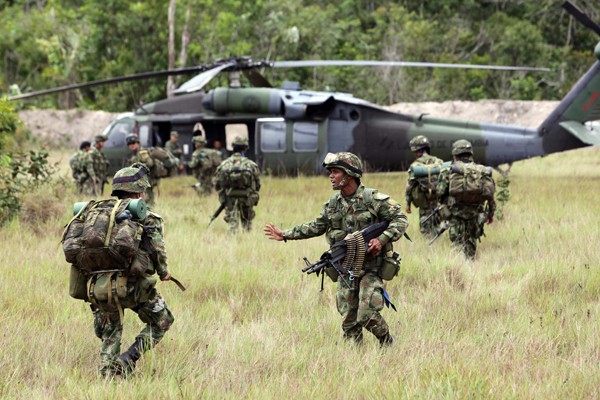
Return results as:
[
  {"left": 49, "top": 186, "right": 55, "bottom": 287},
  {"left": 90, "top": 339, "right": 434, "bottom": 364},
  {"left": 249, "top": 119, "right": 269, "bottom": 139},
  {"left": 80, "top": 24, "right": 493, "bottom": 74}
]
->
[
  {"left": 378, "top": 332, "right": 394, "bottom": 347},
  {"left": 115, "top": 338, "right": 144, "bottom": 377},
  {"left": 343, "top": 331, "right": 364, "bottom": 346}
]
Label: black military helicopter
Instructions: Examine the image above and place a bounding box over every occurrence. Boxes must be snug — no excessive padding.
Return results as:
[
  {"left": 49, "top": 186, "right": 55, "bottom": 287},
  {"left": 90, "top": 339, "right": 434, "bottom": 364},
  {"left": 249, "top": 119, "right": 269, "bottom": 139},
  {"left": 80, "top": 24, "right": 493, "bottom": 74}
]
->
[{"left": 10, "top": 2, "right": 600, "bottom": 176}]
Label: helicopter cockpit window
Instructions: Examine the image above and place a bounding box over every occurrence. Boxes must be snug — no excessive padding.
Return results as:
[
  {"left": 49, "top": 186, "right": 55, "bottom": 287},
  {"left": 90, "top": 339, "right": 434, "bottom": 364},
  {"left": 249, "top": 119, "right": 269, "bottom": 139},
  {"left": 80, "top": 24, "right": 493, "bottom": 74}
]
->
[
  {"left": 104, "top": 122, "right": 131, "bottom": 148},
  {"left": 259, "top": 120, "right": 286, "bottom": 153},
  {"left": 292, "top": 122, "right": 318, "bottom": 152}
]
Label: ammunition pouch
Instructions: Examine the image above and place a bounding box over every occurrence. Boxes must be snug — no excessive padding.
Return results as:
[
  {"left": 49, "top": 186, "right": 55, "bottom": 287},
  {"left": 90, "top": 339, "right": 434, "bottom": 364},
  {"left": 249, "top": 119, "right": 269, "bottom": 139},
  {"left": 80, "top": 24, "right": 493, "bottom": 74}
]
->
[
  {"left": 380, "top": 252, "right": 401, "bottom": 281},
  {"left": 69, "top": 265, "right": 88, "bottom": 300},
  {"left": 134, "top": 275, "right": 157, "bottom": 304}
]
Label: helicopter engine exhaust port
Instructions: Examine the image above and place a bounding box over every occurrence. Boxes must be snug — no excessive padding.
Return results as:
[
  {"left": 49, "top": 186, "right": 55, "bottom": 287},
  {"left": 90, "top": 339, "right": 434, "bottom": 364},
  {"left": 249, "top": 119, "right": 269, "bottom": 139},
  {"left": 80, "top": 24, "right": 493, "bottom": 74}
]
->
[{"left": 203, "top": 87, "right": 283, "bottom": 115}]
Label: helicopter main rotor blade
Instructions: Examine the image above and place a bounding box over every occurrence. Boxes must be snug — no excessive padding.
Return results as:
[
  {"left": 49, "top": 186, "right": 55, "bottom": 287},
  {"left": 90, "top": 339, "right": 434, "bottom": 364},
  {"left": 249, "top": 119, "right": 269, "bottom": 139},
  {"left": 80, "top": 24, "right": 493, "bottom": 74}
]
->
[
  {"left": 272, "top": 60, "right": 550, "bottom": 72},
  {"left": 243, "top": 69, "right": 272, "bottom": 88},
  {"left": 562, "top": 1, "right": 600, "bottom": 36},
  {"left": 173, "top": 62, "right": 236, "bottom": 94},
  {"left": 8, "top": 66, "right": 210, "bottom": 101}
]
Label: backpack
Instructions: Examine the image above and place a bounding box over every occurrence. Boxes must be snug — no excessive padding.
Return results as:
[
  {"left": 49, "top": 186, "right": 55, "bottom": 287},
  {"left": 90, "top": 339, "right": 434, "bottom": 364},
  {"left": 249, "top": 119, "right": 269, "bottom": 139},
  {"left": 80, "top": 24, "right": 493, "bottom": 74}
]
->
[
  {"left": 220, "top": 159, "right": 254, "bottom": 190},
  {"left": 448, "top": 161, "right": 495, "bottom": 204},
  {"left": 409, "top": 159, "right": 446, "bottom": 208},
  {"left": 149, "top": 147, "right": 178, "bottom": 176},
  {"left": 62, "top": 198, "right": 147, "bottom": 275}
]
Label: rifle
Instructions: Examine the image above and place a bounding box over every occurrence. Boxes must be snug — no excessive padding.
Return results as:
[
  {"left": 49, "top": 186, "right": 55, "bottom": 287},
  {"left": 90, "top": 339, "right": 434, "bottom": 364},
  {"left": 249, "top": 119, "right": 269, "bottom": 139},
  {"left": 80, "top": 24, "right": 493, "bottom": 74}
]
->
[
  {"left": 428, "top": 220, "right": 450, "bottom": 246},
  {"left": 208, "top": 202, "right": 226, "bottom": 226},
  {"left": 420, "top": 204, "right": 444, "bottom": 226},
  {"left": 302, "top": 221, "right": 390, "bottom": 289}
]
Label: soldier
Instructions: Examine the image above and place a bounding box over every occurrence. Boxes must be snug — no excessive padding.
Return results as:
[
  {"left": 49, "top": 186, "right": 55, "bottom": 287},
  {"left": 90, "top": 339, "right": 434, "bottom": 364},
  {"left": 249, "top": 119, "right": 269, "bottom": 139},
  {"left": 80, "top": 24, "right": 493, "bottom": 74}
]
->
[
  {"left": 264, "top": 152, "right": 409, "bottom": 346},
  {"left": 70, "top": 140, "right": 97, "bottom": 195},
  {"left": 212, "top": 139, "right": 227, "bottom": 160},
  {"left": 436, "top": 139, "right": 496, "bottom": 258},
  {"left": 126, "top": 134, "right": 165, "bottom": 206},
  {"left": 93, "top": 163, "right": 174, "bottom": 377},
  {"left": 189, "top": 136, "right": 222, "bottom": 195},
  {"left": 405, "top": 135, "right": 445, "bottom": 237},
  {"left": 89, "top": 135, "right": 110, "bottom": 195},
  {"left": 214, "top": 136, "right": 260, "bottom": 232},
  {"left": 165, "top": 131, "right": 183, "bottom": 176}
]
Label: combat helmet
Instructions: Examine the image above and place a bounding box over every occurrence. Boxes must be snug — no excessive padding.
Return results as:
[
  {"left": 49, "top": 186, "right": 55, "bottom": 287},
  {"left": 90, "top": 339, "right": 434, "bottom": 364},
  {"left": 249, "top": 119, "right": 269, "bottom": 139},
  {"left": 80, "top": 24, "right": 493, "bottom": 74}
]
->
[
  {"left": 409, "top": 135, "right": 431, "bottom": 152},
  {"left": 125, "top": 134, "right": 140, "bottom": 145},
  {"left": 111, "top": 163, "right": 151, "bottom": 196},
  {"left": 232, "top": 136, "right": 249, "bottom": 147},
  {"left": 192, "top": 135, "right": 207, "bottom": 145},
  {"left": 451, "top": 139, "right": 473, "bottom": 156},
  {"left": 322, "top": 152, "right": 363, "bottom": 178}
]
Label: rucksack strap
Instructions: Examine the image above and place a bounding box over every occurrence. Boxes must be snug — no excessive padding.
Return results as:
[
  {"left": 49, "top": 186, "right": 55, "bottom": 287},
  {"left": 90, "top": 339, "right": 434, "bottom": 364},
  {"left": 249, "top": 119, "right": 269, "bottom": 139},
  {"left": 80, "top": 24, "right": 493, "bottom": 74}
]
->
[{"left": 104, "top": 199, "right": 123, "bottom": 248}]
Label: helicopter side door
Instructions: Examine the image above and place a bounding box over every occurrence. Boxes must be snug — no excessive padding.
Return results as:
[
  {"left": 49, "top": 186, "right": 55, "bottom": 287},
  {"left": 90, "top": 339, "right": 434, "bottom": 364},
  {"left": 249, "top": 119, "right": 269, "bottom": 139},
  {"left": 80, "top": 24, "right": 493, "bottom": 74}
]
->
[{"left": 255, "top": 117, "right": 327, "bottom": 175}]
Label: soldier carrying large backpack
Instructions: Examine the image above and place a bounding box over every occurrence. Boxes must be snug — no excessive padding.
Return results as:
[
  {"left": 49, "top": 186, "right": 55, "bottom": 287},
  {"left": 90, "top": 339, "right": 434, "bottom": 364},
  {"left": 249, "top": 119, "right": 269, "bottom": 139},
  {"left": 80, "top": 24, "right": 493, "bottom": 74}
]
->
[
  {"left": 213, "top": 136, "right": 260, "bottom": 232},
  {"left": 436, "top": 139, "right": 496, "bottom": 259},
  {"left": 405, "top": 135, "right": 445, "bottom": 238},
  {"left": 62, "top": 163, "right": 177, "bottom": 377}
]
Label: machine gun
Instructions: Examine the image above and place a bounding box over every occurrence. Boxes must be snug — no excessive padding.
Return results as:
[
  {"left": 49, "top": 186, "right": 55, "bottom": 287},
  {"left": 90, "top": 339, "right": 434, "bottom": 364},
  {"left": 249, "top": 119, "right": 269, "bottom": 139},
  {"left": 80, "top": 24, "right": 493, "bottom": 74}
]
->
[{"left": 302, "top": 221, "right": 390, "bottom": 290}]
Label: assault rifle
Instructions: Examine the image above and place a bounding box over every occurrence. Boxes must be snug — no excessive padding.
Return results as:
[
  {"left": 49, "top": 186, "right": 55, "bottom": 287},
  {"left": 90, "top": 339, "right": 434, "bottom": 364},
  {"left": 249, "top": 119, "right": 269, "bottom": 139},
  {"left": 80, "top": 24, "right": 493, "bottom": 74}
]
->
[
  {"left": 420, "top": 204, "right": 444, "bottom": 226},
  {"left": 428, "top": 221, "right": 450, "bottom": 245},
  {"left": 208, "top": 202, "right": 226, "bottom": 226},
  {"left": 302, "top": 221, "right": 390, "bottom": 289}
]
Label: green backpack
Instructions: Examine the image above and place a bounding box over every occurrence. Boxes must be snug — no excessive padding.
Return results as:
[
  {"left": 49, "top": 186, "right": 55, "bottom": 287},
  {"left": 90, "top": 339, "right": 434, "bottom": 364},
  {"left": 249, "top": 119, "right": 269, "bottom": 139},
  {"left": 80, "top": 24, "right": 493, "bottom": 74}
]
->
[
  {"left": 221, "top": 159, "right": 254, "bottom": 190},
  {"left": 409, "top": 159, "right": 446, "bottom": 208},
  {"left": 62, "top": 198, "right": 147, "bottom": 274},
  {"left": 448, "top": 161, "right": 495, "bottom": 204}
]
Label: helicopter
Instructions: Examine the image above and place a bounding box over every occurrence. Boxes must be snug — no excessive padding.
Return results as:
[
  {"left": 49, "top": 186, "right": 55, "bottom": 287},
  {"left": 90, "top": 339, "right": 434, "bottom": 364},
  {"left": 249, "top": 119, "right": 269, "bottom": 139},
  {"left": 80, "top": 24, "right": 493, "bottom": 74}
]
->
[{"left": 9, "top": 1, "right": 600, "bottom": 176}]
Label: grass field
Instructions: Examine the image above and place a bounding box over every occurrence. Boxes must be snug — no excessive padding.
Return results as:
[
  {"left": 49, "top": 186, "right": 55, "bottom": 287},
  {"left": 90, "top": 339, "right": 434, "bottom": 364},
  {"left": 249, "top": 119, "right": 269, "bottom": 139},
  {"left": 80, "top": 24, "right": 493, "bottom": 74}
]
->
[{"left": 0, "top": 147, "right": 598, "bottom": 399}]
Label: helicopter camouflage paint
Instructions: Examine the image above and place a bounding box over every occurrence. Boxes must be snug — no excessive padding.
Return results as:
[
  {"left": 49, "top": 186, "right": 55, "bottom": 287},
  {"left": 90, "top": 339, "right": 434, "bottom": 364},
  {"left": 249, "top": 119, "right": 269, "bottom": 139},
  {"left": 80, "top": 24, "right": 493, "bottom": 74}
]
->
[
  {"left": 11, "top": 2, "right": 600, "bottom": 175},
  {"left": 98, "top": 48, "right": 600, "bottom": 176}
]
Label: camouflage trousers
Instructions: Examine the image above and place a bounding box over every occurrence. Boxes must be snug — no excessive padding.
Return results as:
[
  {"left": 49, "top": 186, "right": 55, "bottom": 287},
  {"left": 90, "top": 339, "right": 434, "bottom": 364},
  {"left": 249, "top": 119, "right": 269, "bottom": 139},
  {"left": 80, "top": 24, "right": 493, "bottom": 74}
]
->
[
  {"left": 448, "top": 215, "right": 483, "bottom": 259},
  {"left": 92, "top": 289, "right": 174, "bottom": 375},
  {"left": 336, "top": 271, "right": 389, "bottom": 343},
  {"left": 194, "top": 173, "right": 214, "bottom": 195},
  {"left": 418, "top": 205, "right": 441, "bottom": 238},
  {"left": 223, "top": 195, "right": 257, "bottom": 233},
  {"left": 79, "top": 178, "right": 99, "bottom": 197}
]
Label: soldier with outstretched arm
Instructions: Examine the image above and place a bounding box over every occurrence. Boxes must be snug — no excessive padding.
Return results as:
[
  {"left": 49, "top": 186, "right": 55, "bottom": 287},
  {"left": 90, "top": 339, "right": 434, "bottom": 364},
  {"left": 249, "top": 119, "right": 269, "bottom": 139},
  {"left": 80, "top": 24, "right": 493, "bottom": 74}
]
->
[{"left": 264, "top": 152, "right": 408, "bottom": 346}]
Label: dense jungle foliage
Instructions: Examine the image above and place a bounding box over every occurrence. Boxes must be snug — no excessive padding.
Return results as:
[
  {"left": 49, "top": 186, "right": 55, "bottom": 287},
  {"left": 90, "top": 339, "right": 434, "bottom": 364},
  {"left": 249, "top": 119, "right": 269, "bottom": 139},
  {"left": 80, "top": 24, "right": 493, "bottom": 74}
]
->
[{"left": 1, "top": 0, "right": 598, "bottom": 111}]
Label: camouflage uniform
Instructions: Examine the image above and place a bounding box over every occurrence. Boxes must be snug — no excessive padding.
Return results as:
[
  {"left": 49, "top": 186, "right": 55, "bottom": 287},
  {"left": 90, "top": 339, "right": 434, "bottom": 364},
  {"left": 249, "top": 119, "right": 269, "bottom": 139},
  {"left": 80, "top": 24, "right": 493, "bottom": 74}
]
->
[
  {"left": 214, "top": 137, "right": 260, "bottom": 232},
  {"left": 126, "top": 134, "right": 163, "bottom": 206},
  {"left": 436, "top": 140, "right": 496, "bottom": 258},
  {"left": 165, "top": 132, "right": 183, "bottom": 177},
  {"left": 89, "top": 135, "right": 110, "bottom": 196},
  {"left": 405, "top": 136, "right": 445, "bottom": 237},
  {"left": 70, "top": 142, "right": 98, "bottom": 195},
  {"left": 93, "top": 163, "right": 174, "bottom": 376},
  {"left": 189, "top": 136, "right": 222, "bottom": 195},
  {"left": 283, "top": 153, "right": 408, "bottom": 344}
]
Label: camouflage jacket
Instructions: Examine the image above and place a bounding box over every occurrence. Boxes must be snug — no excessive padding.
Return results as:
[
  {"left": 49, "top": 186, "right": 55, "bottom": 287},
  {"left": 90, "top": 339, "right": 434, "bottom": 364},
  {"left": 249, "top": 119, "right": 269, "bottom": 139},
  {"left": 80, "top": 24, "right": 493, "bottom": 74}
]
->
[
  {"left": 283, "top": 185, "right": 409, "bottom": 259},
  {"left": 405, "top": 153, "right": 444, "bottom": 207},
  {"left": 165, "top": 141, "right": 183, "bottom": 159},
  {"left": 128, "top": 148, "right": 160, "bottom": 183},
  {"left": 436, "top": 157, "right": 496, "bottom": 219},
  {"left": 189, "top": 148, "right": 221, "bottom": 176},
  {"left": 89, "top": 147, "right": 109, "bottom": 183},
  {"left": 70, "top": 150, "right": 96, "bottom": 182},
  {"left": 214, "top": 153, "right": 261, "bottom": 193},
  {"left": 143, "top": 211, "right": 169, "bottom": 279}
]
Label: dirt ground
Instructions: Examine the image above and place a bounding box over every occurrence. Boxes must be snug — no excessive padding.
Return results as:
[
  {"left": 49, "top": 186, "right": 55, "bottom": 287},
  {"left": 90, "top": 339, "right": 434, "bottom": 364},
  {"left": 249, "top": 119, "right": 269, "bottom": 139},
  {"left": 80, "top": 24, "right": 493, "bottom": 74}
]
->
[{"left": 18, "top": 100, "right": 560, "bottom": 148}]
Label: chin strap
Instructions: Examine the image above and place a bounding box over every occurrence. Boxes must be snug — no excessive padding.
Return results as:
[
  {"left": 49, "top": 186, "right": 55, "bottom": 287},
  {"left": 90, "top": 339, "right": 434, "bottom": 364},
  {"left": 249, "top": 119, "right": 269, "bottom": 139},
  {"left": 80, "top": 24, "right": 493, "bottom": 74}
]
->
[{"left": 334, "top": 175, "right": 349, "bottom": 190}]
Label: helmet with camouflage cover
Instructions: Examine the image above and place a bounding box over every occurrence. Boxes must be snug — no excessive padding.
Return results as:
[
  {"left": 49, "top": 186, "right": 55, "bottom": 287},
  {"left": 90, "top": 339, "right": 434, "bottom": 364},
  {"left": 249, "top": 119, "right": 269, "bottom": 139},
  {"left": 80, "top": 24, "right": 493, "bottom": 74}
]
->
[
  {"left": 409, "top": 135, "right": 431, "bottom": 152},
  {"left": 322, "top": 152, "right": 363, "bottom": 178},
  {"left": 232, "top": 136, "right": 249, "bottom": 147},
  {"left": 451, "top": 139, "right": 473, "bottom": 156},
  {"left": 192, "top": 135, "right": 207, "bottom": 145},
  {"left": 111, "top": 163, "right": 151, "bottom": 195}
]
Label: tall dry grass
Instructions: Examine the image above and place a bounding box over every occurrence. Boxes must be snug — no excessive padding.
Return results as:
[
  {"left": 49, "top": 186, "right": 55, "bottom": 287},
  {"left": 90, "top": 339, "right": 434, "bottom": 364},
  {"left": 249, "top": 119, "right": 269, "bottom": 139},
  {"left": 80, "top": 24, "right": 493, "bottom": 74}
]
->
[{"left": 0, "top": 147, "right": 598, "bottom": 399}]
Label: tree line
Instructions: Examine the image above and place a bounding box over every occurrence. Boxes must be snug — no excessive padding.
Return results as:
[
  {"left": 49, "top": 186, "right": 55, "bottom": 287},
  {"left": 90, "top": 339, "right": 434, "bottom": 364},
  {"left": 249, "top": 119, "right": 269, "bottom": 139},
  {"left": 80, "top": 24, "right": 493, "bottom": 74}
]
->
[{"left": 1, "top": 0, "right": 598, "bottom": 111}]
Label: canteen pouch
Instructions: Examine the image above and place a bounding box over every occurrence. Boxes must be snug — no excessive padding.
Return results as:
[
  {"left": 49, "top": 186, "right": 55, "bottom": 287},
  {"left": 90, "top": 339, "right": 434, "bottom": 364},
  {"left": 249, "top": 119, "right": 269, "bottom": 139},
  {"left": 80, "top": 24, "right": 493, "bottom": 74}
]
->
[
  {"left": 69, "top": 265, "right": 88, "bottom": 300},
  {"left": 380, "top": 252, "right": 401, "bottom": 281},
  {"left": 129, "top": 251, "right": 150, "bottom": 277},
  {"left": 88, "top": 272, "right": 128, "bottom": 302}
]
